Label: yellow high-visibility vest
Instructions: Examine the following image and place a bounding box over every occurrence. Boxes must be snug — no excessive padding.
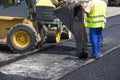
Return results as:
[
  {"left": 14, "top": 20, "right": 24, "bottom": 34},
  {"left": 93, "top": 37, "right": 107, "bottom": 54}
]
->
[
  {"left": 36, "top": 0, "right": 57, "bottom": 8},
  {"left": 85, "top": 1, "right": 107, "bottom": 29}
]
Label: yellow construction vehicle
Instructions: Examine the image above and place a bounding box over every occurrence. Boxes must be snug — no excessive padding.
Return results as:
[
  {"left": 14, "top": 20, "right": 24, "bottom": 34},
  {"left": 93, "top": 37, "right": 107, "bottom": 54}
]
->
[
  {"left": 0, "top": 0, "right": 43, "bottom": 53},
  {"left": 0, "top": 0, "right": 71, "bottom": 53}
]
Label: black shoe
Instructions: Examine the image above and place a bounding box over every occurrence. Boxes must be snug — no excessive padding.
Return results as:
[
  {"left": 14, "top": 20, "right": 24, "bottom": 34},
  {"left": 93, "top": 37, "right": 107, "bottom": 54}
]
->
[
  {"left": 90, "top": 56, "right": 100, "bottom": 60},
  {"left": 78, "top": 52, "right": 88, "bottom": 59}
]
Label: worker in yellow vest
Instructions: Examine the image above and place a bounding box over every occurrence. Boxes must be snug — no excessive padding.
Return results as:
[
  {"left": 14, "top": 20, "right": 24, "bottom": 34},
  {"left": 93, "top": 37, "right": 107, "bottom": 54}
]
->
[{"left": 81, "top": 0, "right": 107, "bottom": 59}]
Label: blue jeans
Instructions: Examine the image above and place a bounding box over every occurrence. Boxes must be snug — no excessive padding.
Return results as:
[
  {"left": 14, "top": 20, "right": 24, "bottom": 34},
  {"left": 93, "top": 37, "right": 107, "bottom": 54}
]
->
[
  {"left": 89, "top": 28, "right": 102, "bottom": 57},
  {"left": 100, "top": 31, "right": 103, "bottom": 44}
]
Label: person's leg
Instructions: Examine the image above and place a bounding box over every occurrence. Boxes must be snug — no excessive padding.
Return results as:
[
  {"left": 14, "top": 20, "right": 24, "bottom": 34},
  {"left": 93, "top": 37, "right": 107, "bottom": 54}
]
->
[
  {"left": 97, "top": 28, "right": 102, "bottom": 57},
  {"left": 99, "top": 30, "right": 104, "bottom": 47},
  {"left": 89, "top": 28, "right": 99, "bottom": 57},
  {"left": 100, "top": 30, "right": 103, "bottom": 43}
]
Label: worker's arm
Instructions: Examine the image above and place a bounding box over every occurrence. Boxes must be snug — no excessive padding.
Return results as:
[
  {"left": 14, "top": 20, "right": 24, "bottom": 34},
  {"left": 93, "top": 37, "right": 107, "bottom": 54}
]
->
[
  {"left": 80, "top": 1, "right": 93, "bottom": 14},
  {"left": 80, "top": 3, "right": 88, "bottom": 14}
]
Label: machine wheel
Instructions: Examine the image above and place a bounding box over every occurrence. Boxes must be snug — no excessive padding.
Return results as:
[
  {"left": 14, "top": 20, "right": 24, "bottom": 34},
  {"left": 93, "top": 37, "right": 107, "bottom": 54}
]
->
[
  {"left": 7, "top": 24, "right": 38, "bottom": 53},
  {"left": 46, "top": 28, "right": 61, "bottom": 43},
  {"left": 61, "top": 27, "right": 72, "bottom": 39}
]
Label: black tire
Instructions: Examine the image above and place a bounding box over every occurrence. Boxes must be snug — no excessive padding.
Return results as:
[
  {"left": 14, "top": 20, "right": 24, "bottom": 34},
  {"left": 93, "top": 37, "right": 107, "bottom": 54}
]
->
[
  {"left": 7, "top": 24, "right": 38, "bottom": 53},
  {"left": 46, "top": 30, "right": 57, "bottom": 43},
  {"left": 0, "top": 44, "right": 11, "bottom": 52},
  {"left": 46, "top": 28, "right": 61, "bottom": 43}
]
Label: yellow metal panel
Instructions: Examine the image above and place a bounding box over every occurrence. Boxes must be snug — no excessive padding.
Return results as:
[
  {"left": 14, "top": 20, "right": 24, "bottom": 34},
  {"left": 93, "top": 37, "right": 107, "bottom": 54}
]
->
[
  {"left": 36, "top": 0, "right": 56, "bottom": 7},
  {"left": 23, "top": 18, "right": 36, "bottom": 28},
  {"left": 0, "top": 19, "right": 22, "bottom": 43},
  {"left": 0, "top": 16, "right": 24, "bottom": 20},
  {"left": 0, "top": 17, "right": 35, "bottom": 44}
]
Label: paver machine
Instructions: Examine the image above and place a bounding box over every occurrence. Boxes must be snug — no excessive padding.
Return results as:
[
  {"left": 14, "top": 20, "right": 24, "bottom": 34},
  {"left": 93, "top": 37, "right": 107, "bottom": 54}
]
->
[{"left": 36, "top": 0, "right": 72, "bottom": 43}]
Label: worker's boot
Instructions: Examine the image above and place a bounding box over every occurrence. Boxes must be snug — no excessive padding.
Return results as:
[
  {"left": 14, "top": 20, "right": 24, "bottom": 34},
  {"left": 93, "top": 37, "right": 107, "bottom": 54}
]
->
[{"left": 78, "top": 52, "right": 88, "bottom": 59}]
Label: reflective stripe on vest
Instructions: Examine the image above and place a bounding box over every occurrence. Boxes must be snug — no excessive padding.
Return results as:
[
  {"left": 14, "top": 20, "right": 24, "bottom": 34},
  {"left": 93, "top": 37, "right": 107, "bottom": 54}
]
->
[{"left": 85, "top": 1, "right": 107, "bottom": 29}]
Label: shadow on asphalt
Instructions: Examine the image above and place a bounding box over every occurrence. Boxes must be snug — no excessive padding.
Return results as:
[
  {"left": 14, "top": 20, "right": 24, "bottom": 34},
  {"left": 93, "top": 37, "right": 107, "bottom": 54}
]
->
[
  {"left": 0, "top": 44, "right": 13, "bottom": 53},
  {"left": 37, "top": 45, "right": 78, "bottom": 56},
  {"left": 0, "top": 72, "right": 45, "bottom": 80}
]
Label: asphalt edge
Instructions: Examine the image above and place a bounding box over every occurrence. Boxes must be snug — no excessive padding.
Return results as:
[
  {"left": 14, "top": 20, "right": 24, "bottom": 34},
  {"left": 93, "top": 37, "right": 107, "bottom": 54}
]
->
[{"left": 52, "top": 44, "right": 120, "bottom": 80}]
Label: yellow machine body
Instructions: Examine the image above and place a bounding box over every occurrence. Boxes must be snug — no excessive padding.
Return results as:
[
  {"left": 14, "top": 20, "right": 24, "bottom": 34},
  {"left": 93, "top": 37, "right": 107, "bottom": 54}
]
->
[
  {"left": 0, "top": 16, "right": 37, "bottom": 44},
  {"left": 36, "top": 0, "right": 56, "bottom": 7}
]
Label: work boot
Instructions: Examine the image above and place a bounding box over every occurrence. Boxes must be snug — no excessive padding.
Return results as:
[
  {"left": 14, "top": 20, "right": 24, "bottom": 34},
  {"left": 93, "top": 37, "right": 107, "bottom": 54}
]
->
[
  {"left": 78, "top": 52, "right": 88, "bottom": 59},
  {"left": 90, "top": 56, "right": 100, "bottom": 60}
]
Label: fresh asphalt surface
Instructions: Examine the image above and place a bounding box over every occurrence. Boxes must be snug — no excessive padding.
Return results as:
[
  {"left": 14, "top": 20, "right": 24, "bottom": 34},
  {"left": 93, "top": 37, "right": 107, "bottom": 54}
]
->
[
  {"left": 61, "top": 48, "right": 120, "bottom": 80},
  {"left": 0, "top": 47, "right": 119, "bottom": 80},
  {"left": 0, "top": 7, "right": 120, "bottom": 80}
]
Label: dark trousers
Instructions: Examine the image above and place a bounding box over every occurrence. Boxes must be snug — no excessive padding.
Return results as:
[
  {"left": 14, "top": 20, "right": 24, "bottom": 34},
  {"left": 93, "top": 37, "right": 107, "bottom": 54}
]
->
[{"left": 89, "top": 28, "right": 102, "bottom": 57}]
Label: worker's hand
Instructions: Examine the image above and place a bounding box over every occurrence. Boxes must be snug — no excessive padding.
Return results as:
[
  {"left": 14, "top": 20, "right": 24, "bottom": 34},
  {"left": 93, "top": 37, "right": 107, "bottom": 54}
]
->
[
  {"left": 80, "top": 2, "right": 84, "bottom": 7},
  {"left": 80, "top": 2, "right": 86, "bottom": 13}
]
